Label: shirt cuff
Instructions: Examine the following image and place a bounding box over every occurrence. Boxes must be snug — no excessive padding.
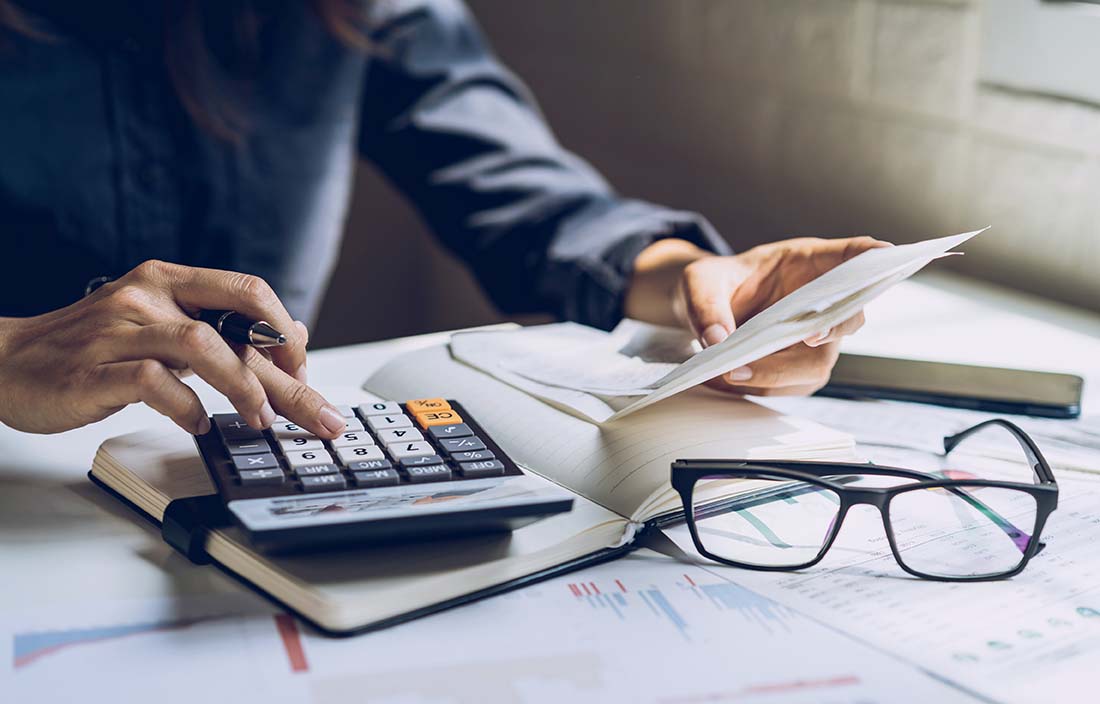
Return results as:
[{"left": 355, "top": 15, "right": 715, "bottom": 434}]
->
[{"left": 561, "top": 203, "right": 732, "bottom": 331}]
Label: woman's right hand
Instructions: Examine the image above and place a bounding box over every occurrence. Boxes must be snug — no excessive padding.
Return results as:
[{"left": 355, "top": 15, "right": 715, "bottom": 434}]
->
[{"left": 0, "top": 260, "right": 347, "bottom": 437}]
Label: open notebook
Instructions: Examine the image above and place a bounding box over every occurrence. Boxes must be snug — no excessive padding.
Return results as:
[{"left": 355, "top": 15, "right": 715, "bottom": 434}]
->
[{"left": 90, "top": 346, "right": 852, "bottom": 635}]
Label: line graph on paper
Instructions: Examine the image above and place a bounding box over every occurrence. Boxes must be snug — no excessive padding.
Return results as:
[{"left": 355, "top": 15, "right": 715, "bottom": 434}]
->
[
  {"left": 564, "top": 571, "right": 794, "bottom": 641},
  {"left": 1, "top": 596, "right": 309, "bottom": 704}
]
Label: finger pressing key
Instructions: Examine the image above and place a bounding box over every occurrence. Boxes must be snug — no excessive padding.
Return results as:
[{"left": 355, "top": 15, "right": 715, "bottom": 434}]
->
[
  {"left": 239, "top": 346, "right": 345, "bottom": 439},
  {"left": 112, "top": 322, "right": 274, "bottom": 430}
]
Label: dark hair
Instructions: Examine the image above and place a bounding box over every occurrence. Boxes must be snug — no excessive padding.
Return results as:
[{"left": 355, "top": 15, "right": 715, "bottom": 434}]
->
[{"left": 0, "top": 0, "right": 369, "bottom": 139}]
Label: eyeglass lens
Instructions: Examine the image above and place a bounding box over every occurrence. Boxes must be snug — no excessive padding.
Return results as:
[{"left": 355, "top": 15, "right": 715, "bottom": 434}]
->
[
  {"left": 888, "top": 484, "right": 1038, "bottom": 578},
  {"left": 692, "top": 475, "right": 840, "bottom": 568},
  {"left": 691, "top": 473, "right": 1039, "bottom": 578}
]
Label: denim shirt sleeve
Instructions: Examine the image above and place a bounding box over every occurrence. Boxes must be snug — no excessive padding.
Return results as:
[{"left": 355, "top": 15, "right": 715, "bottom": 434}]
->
[{"left": 357, "top": 0, "right": 732, "bottom": 330}]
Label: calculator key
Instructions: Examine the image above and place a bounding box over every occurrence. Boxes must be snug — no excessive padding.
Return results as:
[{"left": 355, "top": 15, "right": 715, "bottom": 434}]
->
[
  {"left": 285, "top": 449, "right": 334, "bottom": 468},
  {"left": 404, "top": 464, "right": 453, "bottom": 483},
  {"left": 451, "top": 449, "right": 495, "bottom": 463},
  {"left": 405, "top": 398, "right": 451, "bottom": 414},
  {"left": 399, "top": 454, "right": 444, "bottom": 469},
  {"left": 224, "top": 437, "right": 273, "bottom": 455},
  {"left": 238, "top": 468, "right": 285, "bottom": 485},
  {"left": 367, "top": 414, "right": 413, "bottom": 432},
  {"left": 388, "top": 440, "right": 435, "bottom": 460},
  {"left": 340, "top": 417, "right": 366, "bottom": 433},
  {"left": 353, "top": 469, "right": 402, "bottom": 487},
  {"left": 359, "top": 401, "right": 402, "bottom": 417},
  {"left": 458, "top": 460, "right": 506, "bottom": 478},
  {"left": 272, "top": 422, "right": 316, "bottom": 440},
  {"left": 376, "top": 427, "right": 424, "bottom": 445},
  {"left": 345, "top": 458, "right": 393, "bottom": 473},
  {"left": 214, "top": 414, "right": 263, "bottom": 440},
  {"left": 233, "top": 453, "right": 279, "bottom": 472},
  {"left": 439, "top": 436, "right": 487, "bottom": 454},
  {"left": 335, "top": 405, "right": 357, "bottom": 418},
  {"left": 278, "top": 437, "right": 324, "bottom": 453},
  {"left": 293, "top": 463, "right": 340, "bottom": 477},
  {"left": 414, "top": 409, "right": 463, "bottom": 429},
  {"left": 301, "top": 474, "right": 347, "bottom": 493},
  {"left": 335, "top": 445, "right": 385, "bottom": 466},
  {"left": 428, "top": 423, "right": 473, "bottom": 440},
  {"left": 331, "top": 431, "right": 375, "bottom": 448}
]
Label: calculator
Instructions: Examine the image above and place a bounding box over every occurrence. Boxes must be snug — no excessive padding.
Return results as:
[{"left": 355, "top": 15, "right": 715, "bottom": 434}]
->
[{"left": 194, "top": 399, "right": 574, "bottom": 551}]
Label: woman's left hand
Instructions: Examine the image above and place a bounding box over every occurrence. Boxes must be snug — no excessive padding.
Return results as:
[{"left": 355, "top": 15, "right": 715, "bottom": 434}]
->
[{"left": 625, "top": 235, "right": 891, "bottom": 397}]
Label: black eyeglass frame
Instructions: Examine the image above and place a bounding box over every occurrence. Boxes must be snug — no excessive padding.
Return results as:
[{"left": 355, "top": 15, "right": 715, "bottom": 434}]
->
[{"left": 671, "top": 419, "right": 1059, "bottom": 582}]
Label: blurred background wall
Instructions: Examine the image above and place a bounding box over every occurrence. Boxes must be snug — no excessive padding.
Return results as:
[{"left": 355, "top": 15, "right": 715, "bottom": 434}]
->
[{"left": 312, "top": 0, "right": 1100, "bottom": 348}]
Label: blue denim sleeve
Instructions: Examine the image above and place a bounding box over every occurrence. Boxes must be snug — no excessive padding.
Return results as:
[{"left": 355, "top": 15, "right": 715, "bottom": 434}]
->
[{"left": 357, "top": 0, "right": 731, "bottom": 330}]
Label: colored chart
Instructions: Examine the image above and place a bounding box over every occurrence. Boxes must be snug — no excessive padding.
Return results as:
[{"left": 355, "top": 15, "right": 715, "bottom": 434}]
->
[
  {"left": 564, "top": 571, "right": 793, "bottom": 640},
  {"left": 13, "top": 616, "right": 221, "bottom": 669}
]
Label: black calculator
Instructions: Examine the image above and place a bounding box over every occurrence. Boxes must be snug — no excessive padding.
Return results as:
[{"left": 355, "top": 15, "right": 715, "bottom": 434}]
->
[{"left": 194, "top": 398, "right": 574, "bottom": 551}]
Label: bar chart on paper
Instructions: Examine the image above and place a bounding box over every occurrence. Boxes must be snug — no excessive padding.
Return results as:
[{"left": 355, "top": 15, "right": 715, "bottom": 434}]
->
[
  {"left": 563, "top": 571, "right": 793, "bottom": 641},
  {"left": 301, "top": 552, "right": 973, "bottom": 704}
]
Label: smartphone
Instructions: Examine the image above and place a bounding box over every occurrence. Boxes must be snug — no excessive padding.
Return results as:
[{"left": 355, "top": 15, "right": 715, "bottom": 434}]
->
[{"left": 818, "top": 354, "right": 1084, "bottom": 419}]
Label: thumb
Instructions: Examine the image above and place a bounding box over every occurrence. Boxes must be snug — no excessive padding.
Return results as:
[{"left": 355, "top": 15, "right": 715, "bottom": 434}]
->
[{"left": 681, "top": 262, "right": 737, "bottom": 348}]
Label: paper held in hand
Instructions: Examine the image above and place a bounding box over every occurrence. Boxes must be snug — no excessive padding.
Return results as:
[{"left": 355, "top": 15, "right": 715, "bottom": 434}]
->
[{"left": 452, "top": 229, "right": 987, "bottom": 424}]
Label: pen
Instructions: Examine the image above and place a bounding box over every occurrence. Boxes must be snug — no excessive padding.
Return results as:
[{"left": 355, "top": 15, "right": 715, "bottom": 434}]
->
[
  {"left": 84, "top": 277, "right": 286, "bottom": 347},
  {"left": 197, "top": 310, "right": 287, "bottom": 347}
]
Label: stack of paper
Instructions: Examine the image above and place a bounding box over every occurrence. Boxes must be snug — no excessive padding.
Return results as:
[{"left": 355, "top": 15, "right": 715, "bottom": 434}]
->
[{"left": 453, "top": 229, "right": 986, "bottom": 424}]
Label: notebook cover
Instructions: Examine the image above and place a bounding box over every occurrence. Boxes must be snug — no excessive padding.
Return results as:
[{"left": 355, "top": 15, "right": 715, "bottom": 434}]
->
[{"left": 88, "top": 471, "right": 639, "bottom": 637}]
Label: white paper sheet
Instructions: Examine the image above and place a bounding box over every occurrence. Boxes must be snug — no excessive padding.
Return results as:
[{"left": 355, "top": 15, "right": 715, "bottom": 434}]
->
[
  {"left": 452, "top": 230, "right": 986, "bottom": 423},
  {"left": 663, "top": 448, "right": 1100, "bottom": 704},
  {"left": 757, "top": 395, "right": 1100, "bottom": 475},
  {"left": 296, "top": 550, "right": 973, "bottom": 703}
]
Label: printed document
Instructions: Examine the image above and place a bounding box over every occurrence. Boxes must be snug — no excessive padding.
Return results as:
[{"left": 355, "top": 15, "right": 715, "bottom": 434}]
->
[{"left": 453, "top": 229, "right": 986, "bottom": 423}]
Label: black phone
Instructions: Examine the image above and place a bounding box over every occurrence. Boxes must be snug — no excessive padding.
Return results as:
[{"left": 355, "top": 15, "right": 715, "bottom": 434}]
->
[{"left": 817, "top": 353, "right": 1084, "bottom": 419}]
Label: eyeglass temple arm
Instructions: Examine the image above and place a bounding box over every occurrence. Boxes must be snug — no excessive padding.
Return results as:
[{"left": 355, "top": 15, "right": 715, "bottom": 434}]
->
[{"left": 943, "top": 419, "right": 1055, "bottom": 484}]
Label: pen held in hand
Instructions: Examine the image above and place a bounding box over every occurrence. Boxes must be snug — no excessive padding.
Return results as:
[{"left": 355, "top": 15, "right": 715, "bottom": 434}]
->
[{"left": 197, "top": 309, "right": 287, "bottom": 347}]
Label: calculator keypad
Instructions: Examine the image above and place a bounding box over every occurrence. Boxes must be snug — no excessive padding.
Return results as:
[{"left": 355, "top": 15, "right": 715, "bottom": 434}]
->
[{"left": 207, "top": 400, "right": 522, "bottom": 496}]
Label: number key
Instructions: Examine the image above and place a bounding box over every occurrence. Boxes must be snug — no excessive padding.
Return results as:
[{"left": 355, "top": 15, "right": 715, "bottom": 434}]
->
[
  {"left": 335, "top": 445, "right": 385, "bottom": 466},
  {"left": 376, "top": 427, "right": 423, "bottom": 445},
  {"left": 285, "top": 449, "right": 334, "bottom": 468},
  {"left": 272, "top": 422, "right": 316, "bottom": 440},
  {"left": 331, "top": 431, "right": 375, "bottom": 448},
  {"left": 367, "top": 414, "right": 413, "bottom": 433},
  {"left": 359, "top": 401, "right": 402, "bottom": 416},
  {"left": 388, "top": 440, "right": 435, "bottom": 460},
  {"left": 278, "top": 437, "right": 324, "bottom": 453}
]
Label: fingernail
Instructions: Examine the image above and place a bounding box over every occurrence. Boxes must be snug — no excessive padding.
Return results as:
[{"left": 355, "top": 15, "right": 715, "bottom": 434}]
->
[
  {"left": 319, "top": 405, "right": 345, "bottom": 434},
  {"left": 196, "top": 416, "right": 211, "bottom": 435},
  {"left": 259, "top": 400, "right": 276, "bottom": 428},
  {"left": 294, "top": 364, "right": 308, "bottom": 384},
  {"left": 702, "top": 324, "right": 729, "bottom": 348},
  {"left": 728, "top": 366, "right": 753, "bottom": 382},
  {"left": 804, "top": 333, "right": 826, "bottom": 347}
]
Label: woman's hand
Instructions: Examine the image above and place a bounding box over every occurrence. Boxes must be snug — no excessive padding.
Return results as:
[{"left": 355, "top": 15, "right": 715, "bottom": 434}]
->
[
  {"left": 0, "top": 260, "right": 346, "bottom": 436},
  {"left": 625, "top": 236, "right": 891, "bottom": 396}
]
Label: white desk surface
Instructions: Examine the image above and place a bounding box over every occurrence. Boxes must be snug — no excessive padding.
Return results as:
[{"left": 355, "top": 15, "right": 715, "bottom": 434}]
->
[{"left": 3, "top": 270, "right": 1100, "bottom": 663}]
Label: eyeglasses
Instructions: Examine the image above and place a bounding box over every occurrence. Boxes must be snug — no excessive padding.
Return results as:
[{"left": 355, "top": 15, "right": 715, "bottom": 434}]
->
[{"left": 671, "top": 419, "right": 1058, "bottom": 581}]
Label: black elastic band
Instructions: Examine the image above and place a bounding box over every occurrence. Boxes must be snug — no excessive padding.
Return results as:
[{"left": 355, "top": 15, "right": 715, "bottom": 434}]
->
[{"left": 161, "top": 494, "right": 233, "bottom": 565}]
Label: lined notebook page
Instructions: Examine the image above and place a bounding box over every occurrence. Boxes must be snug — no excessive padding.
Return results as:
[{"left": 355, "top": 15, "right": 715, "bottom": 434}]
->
[{"left": 365, "top": 345, "right": 852, "bottom": 521}]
